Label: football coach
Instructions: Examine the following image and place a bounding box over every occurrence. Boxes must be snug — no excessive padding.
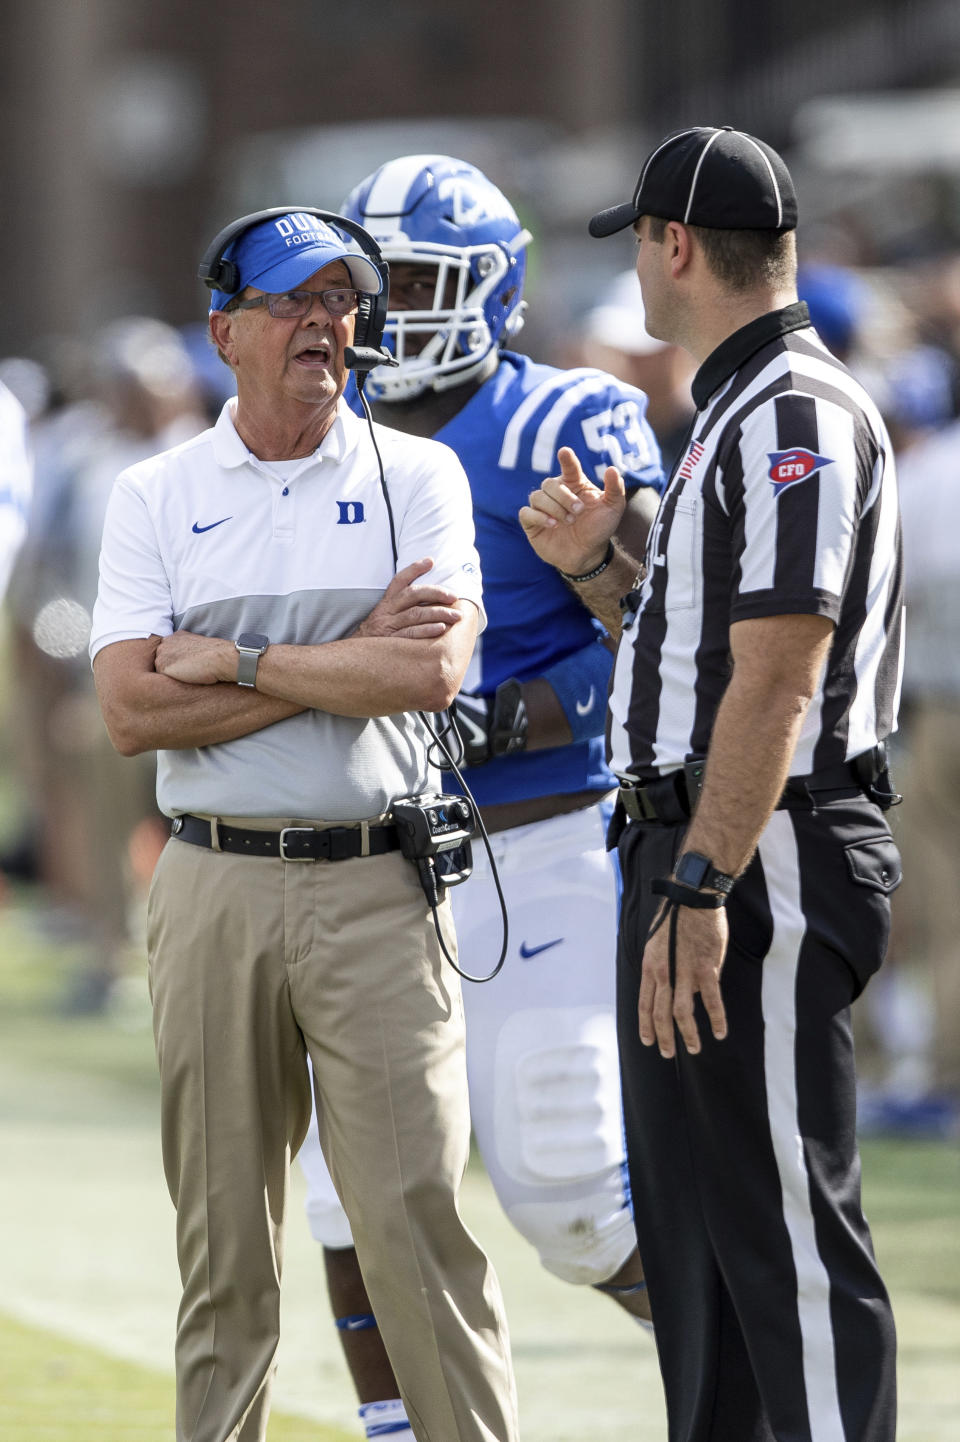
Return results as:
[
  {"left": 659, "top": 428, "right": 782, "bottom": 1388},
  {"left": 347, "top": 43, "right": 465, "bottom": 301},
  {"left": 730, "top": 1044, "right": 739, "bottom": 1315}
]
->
[
  {"left": 90, "top": 208, "right": 519, "bottom": 1442},
  {"left": 520, "top": 127, "right": 902, "bottom": 1442}
]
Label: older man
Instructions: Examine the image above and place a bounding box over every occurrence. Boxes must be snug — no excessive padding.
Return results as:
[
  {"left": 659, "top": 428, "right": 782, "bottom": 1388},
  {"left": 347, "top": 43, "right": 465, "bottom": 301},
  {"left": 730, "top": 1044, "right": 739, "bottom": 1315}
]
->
[{"left": 90, "top": 209, "right": 518, "bottom": 1442}]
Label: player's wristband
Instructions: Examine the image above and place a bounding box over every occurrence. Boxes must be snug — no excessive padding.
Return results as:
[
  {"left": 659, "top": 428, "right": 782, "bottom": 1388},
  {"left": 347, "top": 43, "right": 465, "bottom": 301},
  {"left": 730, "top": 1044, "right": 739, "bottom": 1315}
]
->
[
  {"left": 541, "top": 639, "right": 614, "bottom": 743},
  {"left": 560, "top": 541, "right": 615, "bottom": 584},
  {"left": 450, "top": 680, "right": 528, "bottom": 766}
]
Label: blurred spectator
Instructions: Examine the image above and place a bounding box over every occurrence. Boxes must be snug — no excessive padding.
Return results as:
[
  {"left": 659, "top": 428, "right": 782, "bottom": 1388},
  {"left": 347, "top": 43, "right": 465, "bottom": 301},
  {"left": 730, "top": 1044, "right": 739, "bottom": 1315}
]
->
[
  {"left": 877, "top": 343, "right": 956, "bottom": 453},
  {"left": 577, "top": 268, "right": 695, "bottom": 470},
  {"left": 796, "top": 262, "right": 869, "bottom": 362},
  {"left": 796, "top": 259, "right": 959, "bottom": 1134},
  {"left": 0, "top": 377, "right": 33, "bottom": 600},
  {"left": 179, "top": 320, "right": 237, "bottom": 424},
  {"left": 3, "top": 320, "right": 206, "bottom": 1010},
  {"left": 875, "top": 418, "right": 960, "bottom": 1129}
]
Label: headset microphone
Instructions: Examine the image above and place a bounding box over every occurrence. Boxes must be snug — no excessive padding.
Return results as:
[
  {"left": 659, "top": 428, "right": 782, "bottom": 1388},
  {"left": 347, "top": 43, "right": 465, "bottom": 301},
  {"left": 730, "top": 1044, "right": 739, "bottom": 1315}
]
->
[{"left": 344, "top": 345, "right": 400, "bottom": 373}]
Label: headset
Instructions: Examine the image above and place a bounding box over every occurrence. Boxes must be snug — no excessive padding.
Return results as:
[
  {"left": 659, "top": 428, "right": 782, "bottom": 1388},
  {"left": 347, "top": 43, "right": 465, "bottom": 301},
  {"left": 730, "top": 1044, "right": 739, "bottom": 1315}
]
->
[{"left": 197, "top": 206, "right": 396, "bottom": 378}]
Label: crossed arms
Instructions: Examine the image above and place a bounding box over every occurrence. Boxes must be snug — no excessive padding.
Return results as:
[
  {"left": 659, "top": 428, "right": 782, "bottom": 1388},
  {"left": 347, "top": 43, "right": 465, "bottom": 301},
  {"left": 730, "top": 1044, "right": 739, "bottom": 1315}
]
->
[{"left": 94, "top": 558, "right": 477, "bottom": 757}]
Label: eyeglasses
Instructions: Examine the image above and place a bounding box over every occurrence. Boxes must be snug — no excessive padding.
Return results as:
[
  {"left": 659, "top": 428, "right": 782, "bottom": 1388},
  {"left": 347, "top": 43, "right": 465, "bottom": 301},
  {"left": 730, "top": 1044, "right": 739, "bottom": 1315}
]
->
[{"left": 228, "top": 288, "right": 360, "bottom": 319}]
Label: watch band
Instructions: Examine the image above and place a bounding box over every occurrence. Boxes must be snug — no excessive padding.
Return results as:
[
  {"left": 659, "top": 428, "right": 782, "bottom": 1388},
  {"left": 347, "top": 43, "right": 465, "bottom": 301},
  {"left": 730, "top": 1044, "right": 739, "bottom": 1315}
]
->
[
  {"left": 652, "top": 877, "right": 728, "bottom": 909},
  {"left": 235, "top": 632, "right": 270, "bottom": 689}
]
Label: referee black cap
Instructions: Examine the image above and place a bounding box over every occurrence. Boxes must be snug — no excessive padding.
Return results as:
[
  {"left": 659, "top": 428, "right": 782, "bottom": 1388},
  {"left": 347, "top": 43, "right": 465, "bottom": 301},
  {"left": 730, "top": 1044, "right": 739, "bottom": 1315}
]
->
[{"left": 589, "top": 126, "right": 798, "bottom": 238}]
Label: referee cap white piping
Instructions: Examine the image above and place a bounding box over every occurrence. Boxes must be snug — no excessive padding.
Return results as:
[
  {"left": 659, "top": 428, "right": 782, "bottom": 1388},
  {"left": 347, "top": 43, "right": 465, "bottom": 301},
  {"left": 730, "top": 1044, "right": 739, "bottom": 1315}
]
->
[
  {"left": 738, "top": 133, "right": 784, "bottom": 229},
  {"left": 683, "top": 129, "right": 724, "bottom": 225},
  {"left": 633, "top": 127, "right": 700, "bottom": 208}
]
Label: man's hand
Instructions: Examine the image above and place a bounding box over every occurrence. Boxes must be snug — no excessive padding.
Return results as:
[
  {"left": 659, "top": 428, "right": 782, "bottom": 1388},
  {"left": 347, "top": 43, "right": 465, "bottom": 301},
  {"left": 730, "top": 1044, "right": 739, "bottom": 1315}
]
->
[
  {"left": 638, "top": 903, "right": 729, "bottom": 1058},
  {"left": 155, "top": 631, "right": 235, "bottom": 686},
  {"left": 353, "top": 558, "right": 463, "bottom": 640},
  {"left": 519, "top": 447, "right": 626, "bottom": 574}
]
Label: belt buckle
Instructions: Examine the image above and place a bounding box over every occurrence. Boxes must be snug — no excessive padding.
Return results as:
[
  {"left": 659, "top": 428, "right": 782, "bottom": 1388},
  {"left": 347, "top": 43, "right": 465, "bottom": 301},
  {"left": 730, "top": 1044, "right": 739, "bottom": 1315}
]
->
[{"left": 279, "top": 826, "right": 317, "bottom": 861}]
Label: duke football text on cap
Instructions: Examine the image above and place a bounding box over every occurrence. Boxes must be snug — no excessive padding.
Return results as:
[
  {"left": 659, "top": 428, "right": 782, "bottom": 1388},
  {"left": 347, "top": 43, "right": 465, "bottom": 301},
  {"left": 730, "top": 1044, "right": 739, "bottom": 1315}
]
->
[
  {"left": 208, "top": 212, "right": 383, "bottom": 313},
  {"left": 589, "top": 126, "right": 798, "bottom": 238}
]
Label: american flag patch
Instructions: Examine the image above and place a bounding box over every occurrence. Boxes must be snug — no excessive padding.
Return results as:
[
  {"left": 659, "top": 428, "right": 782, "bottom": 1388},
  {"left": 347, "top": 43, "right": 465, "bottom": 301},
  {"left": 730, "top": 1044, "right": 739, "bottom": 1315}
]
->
[{"left": 676, "top": 440, "right": 704, "bottom": 481}]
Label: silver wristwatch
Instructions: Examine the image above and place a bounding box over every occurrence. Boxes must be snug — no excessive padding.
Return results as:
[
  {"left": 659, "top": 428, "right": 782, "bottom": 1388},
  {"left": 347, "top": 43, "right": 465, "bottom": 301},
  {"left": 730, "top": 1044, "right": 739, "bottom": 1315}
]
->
[{"left": 235, "top": 632, "right": 270, "bottom": 688}]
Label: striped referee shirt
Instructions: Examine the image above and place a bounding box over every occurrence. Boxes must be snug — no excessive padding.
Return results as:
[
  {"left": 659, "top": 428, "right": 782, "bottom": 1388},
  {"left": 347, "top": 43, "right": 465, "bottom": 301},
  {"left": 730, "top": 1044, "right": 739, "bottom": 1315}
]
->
[{"left": 608, "top": 302, "right": 903, "bottom": 780}]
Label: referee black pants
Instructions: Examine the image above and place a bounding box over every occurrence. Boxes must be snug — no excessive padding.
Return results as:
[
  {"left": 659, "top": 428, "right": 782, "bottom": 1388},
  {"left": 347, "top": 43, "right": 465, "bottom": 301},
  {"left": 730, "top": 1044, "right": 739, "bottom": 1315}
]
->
[{"left": 617, "top": 795, "right": 899, "bottom": 1442}]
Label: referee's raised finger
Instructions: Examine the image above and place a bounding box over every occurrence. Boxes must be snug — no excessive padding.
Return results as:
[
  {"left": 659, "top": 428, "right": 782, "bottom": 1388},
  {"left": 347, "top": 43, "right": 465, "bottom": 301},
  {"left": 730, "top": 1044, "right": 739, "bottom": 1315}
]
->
[{"left": 557, "top": 445, "right": 592, "bottom": 493}]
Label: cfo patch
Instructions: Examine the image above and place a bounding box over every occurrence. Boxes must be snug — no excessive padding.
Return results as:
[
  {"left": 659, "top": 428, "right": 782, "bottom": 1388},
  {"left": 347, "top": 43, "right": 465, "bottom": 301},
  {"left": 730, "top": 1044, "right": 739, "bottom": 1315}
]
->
[{"left": 767, "top": 447, "right": 833, "bottom": 496}]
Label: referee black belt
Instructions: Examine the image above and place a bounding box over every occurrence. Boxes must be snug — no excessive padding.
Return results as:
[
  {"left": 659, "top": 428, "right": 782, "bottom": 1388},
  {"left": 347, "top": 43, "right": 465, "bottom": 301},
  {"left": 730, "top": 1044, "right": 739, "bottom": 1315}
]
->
[
  {"left": 618, "top": 759, "right": 866, "bottom": 825},
  {"left": 170, "top": 814, "right": 401, "bottom": 862}
]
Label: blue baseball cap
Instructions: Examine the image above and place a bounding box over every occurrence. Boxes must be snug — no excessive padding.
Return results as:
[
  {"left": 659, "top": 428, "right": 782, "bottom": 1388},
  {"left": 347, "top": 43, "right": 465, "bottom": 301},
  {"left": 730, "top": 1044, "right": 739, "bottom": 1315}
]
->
[{"left": 208, "top": 211, "right": 382, "bottom": 313}]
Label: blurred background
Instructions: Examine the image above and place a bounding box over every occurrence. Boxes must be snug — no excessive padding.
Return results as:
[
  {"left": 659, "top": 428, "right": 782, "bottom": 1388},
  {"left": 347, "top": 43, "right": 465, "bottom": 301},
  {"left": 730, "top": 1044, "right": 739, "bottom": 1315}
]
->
[{"left": 0, "top": 2, "right": 958, "bottom": 1438}]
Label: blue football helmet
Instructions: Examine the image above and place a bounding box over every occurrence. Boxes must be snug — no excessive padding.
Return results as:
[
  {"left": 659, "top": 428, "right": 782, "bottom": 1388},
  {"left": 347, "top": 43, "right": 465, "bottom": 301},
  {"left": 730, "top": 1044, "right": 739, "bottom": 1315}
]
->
[{"left": 341, "top": 154, "right": 531, "bottom": 401}]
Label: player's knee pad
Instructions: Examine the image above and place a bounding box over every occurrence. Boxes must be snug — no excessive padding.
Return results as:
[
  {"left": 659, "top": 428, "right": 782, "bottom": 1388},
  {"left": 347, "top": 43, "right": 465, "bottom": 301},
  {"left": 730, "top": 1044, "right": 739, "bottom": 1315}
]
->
[
  {"left": 505, "top": 1171, "right": 639, "bottom": 1287},
  {"left": 481, "top": 1006, "right": 636, "bottom": 1285},
  {"left": 298, "top": 1123, "right": 356, "bottom": 1249}
]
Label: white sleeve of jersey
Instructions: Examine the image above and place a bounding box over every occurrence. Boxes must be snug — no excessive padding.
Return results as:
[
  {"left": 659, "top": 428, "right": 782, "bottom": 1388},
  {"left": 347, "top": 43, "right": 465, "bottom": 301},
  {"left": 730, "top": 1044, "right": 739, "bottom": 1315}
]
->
[
  {"left": 391, "top": 435, "right": 486, "bottom": 631},
  {"left": 89, "top": 472, "right": 174, "bottom": 661}
]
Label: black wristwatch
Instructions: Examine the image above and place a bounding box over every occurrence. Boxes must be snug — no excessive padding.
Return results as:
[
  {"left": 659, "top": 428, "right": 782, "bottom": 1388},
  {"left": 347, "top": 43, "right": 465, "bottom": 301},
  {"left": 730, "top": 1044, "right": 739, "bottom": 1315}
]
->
[
  {"left": 235, "top": 632, "right": 270, "bottom": 688},
  {"left": 674, "top": 850, "right": 735, "bottom": 896}
]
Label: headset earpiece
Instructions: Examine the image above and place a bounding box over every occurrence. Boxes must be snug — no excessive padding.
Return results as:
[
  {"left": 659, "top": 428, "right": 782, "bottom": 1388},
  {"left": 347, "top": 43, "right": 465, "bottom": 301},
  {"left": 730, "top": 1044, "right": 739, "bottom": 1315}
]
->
[{"left": 197, "top": 206, "right": 391, "bottom": 364}]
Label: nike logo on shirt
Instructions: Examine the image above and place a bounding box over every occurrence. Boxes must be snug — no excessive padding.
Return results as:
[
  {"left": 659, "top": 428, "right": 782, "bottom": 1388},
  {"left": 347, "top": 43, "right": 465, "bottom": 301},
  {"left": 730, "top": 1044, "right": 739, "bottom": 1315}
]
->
[
  {"left": 575, "top": 687, "right": 595, "bottom": 717},
  {"left": 519, "top": 939, "right": 563, "bottom": 959},
  {"left": 192, "top": 517, "right": 232, "bottom": 533}
]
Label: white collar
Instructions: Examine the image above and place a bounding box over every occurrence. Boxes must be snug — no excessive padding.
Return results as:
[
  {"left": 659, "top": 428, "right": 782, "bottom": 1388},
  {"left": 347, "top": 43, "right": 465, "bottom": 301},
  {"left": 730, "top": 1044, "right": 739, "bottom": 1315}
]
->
[{"left": 211, "top": 398, "right": 365, "bottom": 471}]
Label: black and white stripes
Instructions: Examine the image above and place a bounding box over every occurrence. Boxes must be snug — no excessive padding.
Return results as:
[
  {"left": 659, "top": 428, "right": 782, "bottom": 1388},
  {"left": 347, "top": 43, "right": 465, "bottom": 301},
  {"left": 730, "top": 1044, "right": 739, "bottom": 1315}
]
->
[{"left": 608, "top": 303, "right": 903, "bottom": 779}]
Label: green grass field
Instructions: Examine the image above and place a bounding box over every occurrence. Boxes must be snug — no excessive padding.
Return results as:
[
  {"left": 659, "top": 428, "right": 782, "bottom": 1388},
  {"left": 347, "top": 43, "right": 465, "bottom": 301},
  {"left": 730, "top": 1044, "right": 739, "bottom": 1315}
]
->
[{"left": 0, "top": 895, "right": 957, "bottom": 1441}]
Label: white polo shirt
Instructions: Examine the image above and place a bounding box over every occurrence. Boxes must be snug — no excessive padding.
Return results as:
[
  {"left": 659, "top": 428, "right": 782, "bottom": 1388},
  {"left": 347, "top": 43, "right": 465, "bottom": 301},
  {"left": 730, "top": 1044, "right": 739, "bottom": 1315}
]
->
[{"left": 90, "top": 399, "right": 484, "bottom": 820}]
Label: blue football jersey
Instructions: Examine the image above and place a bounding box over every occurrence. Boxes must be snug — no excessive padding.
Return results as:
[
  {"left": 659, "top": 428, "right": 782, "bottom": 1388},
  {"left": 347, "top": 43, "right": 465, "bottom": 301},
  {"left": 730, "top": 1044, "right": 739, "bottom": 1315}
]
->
[{"left": 354, "top": 352, "right": 665, "bottom": 804}]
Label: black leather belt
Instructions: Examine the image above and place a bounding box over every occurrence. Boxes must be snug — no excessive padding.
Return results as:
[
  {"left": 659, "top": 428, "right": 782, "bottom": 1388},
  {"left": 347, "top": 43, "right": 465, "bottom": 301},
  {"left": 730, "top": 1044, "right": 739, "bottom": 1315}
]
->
[
  {"left": 618, "top": 759, "right": 866, "bottom": 825},
  {"left": 170, "top": 813, "right": 401, "bottom": 862}
]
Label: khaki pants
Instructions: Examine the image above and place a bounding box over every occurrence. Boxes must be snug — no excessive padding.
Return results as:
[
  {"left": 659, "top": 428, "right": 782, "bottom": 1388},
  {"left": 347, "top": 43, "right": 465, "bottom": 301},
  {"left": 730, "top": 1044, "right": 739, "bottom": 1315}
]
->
[
  {"left": 892, "top": 699, "right": 960, "bottom": 1093},
  {"left": 146, "top": 821, "right": 518, "bottom": 1442}
]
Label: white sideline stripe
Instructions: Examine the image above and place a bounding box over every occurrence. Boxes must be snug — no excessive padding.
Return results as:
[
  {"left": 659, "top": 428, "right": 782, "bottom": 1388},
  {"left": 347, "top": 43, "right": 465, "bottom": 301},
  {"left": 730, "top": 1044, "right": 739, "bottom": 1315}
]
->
[
  {"left": 759, "top": 812, "right": 845, "bottom": 1442},
  {"left": 498, "top": 369, "right": 606, "bottom": 471}
]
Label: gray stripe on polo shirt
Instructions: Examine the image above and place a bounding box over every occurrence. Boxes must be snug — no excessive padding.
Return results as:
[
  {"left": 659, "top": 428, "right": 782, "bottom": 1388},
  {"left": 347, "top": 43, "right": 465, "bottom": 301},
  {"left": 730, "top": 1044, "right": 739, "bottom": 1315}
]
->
[{"left": 159, "top": 587, "right": 436, "bottom": 821}]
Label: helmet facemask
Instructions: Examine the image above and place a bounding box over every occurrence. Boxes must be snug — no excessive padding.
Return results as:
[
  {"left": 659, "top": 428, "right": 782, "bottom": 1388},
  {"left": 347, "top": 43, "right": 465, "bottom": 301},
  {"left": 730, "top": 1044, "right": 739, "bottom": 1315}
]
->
[{"left": 365, "top": 237, "right": 529, "bottom": 402}]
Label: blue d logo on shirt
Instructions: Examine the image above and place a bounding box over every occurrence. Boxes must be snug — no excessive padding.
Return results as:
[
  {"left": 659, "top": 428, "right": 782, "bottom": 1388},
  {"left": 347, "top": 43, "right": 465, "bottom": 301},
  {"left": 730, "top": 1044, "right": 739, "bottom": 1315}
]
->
[{"left": 336, "top": 501, "right": 365, "bottom": 525}]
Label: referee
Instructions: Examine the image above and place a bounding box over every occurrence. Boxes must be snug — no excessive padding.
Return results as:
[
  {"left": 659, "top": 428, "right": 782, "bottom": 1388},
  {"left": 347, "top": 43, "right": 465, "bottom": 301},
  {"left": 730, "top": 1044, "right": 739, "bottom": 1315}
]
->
[{"left": 520, "top": 127, "right": 901, "bottom": 1442}]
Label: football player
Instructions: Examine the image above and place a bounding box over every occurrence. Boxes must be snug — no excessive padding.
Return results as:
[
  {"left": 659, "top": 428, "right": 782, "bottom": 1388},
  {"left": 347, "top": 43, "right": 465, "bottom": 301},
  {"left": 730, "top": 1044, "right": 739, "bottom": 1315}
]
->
[{"left": 297, "top": 155, "right": 665, "bottom": 1441}]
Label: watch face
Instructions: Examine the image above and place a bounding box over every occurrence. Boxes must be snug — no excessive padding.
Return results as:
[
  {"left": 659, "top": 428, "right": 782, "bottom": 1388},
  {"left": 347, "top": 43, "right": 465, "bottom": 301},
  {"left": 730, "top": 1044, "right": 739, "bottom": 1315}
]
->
[
  {"left": 237, "top": 632, "right": 269, "bottom": 652},
  {"left": 676, "top": 851, "right": 710, "bottom": 888}
]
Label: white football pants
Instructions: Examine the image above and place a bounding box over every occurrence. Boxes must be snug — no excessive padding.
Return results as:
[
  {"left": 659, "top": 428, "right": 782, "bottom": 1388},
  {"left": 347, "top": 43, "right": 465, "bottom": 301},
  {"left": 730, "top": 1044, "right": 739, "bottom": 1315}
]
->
[{"left": 299, "top": 800, "right": 636, "bottom": 1286}]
